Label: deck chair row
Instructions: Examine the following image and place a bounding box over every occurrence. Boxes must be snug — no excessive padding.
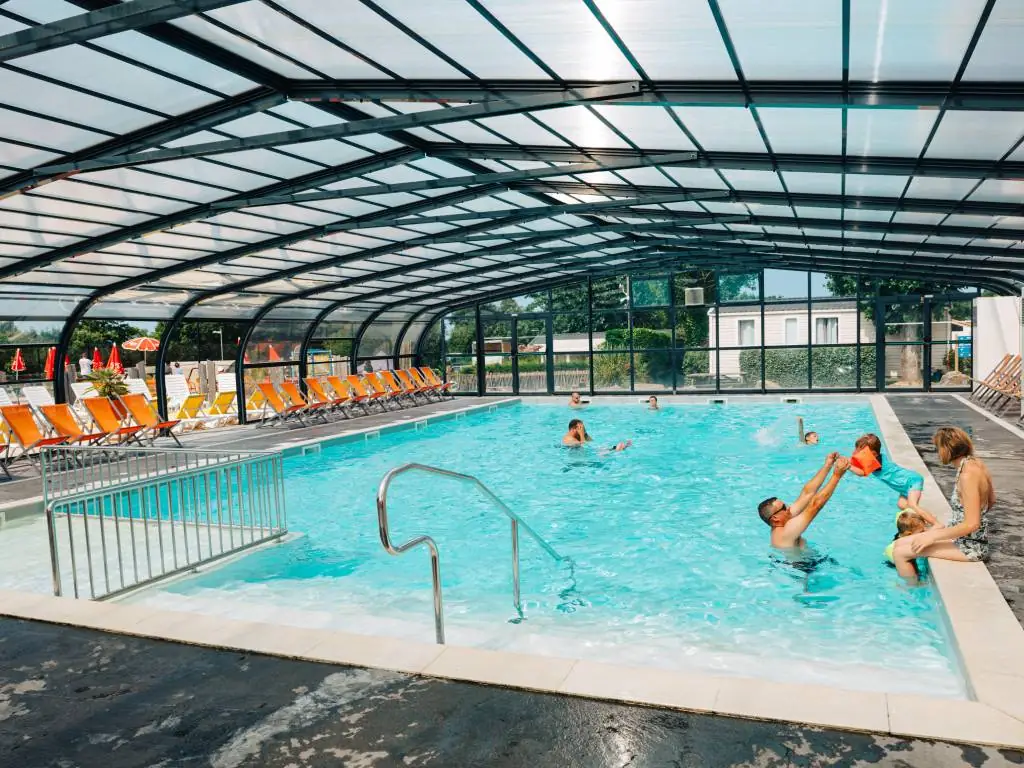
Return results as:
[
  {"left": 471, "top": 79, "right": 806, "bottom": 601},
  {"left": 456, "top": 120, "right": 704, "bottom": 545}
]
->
[
  {"left": 0, "top": 394, "right": 183, "bottom": 476},
  {"left": 970, "top": 353, "right": 1022, "bottom": 414},
  {"left": 255, "top": 367, "right": 453, "bottom": 427}
]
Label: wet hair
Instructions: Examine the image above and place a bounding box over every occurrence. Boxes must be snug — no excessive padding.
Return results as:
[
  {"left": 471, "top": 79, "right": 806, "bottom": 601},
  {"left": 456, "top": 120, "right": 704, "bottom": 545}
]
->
[
  {"left": 757, "top": 497, "right": 780, "bottom": 525},
  {"left": 648, "top": 395, "right": 658, "bottom": 403},
  {"left": 567, "top": 418, "right": 590, "bottom": 441},
  {"left": 854, "top": 433, "right": 883, "bottom": 464},
  {"left": 894, "top": 511, "right": 927, "bottom": 540},
  {"left": 804, "top": 431, "right": 818, "bottom": 441},
  {"left": 933, "top": 426, "right": 973, "bottom": 465}
]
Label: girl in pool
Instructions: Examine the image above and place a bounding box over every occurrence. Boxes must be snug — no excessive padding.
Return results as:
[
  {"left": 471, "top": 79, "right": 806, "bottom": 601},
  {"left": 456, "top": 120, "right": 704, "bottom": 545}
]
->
[
  {"left": 849, "top": 433, "right": 924, "bottom": 507},
  {"left": 562, "top": 419, "right": 631, "bottom": 452}
]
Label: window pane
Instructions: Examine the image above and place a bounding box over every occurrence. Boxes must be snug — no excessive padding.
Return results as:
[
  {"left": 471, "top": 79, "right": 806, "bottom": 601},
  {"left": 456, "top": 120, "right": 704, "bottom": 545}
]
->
[
  {"left": 592, "top": 312, "right": 629, "bottom": 345},
  {"left": 553, "top": 354, "right": 590, "bottom": 393},
  {"left": 242, "top": 364, "right": 300, "bottom": 405},
  {"left": 673, "top": 269, "right": 716, "bottom": 306},
  {"left": 418, "top": 320, "right": 443, "bottom": 371},
  {"left": 675, "top": 308, "right": 711, "bottom": 348},
  {"left": 931, "top": 343, "right": 972, "bottom": 388},
  {"left": 633, "top": 349, "right": 673, "bottom": 390},
  {"left": 720, "top": 349, "right": 761, "bottom": 389},
  {"left": 763, "top": 269, "right": 808, "bottom": 301},
  {"left": 631, "top": 277, "right": 671, "bottom": 307},
  {"left": 719, "top": 272, "right": 760, "bottom": 303},
  {"left": 860, "top": 346, "right": 877, "bottom": 389},
  {"left": 811, "top": 345, "right": 859, "bottom": 389},
  {"left": 484, "top": 355, "right": 513, "bottom": 393},
  {"left": 677, "top": 349, "right": 714, "bottom": 390},
  {"left": 766, "top": 309, "right": 807, "bottom": 346},
  {"left": 884, "top": 302, "right": 924, "bottom": 341},
  {"left": 814, "top": 316, "right": 840, "bottom": 344},
  {"left": 517, "top": 352, "right": 547, "bottom": 393},
  {"left": 444, "top": 314, "right": 476, "bottom": 356},
  {"left": 737, "top": 318, "right": 758, "bottom": 347},
  {"left": 447, "top": 355, "right": 478, "bottom": 393},
  {"left": 884, "top": 343, "right": 924, "bottom": 388},
  {"left": 593, "top": 351, "right": 631, "bottom": 392},
  {"left": 811, "top": 272, "right": 855, "bottom": 299},
  {"left": 631, "top": 310, "right": 672, "bottom": 347},
  {"left": 763, "top": 348, "right": 809, "bottom": 389},
  {"left": 592, "top": 276, "right": 629, "bottom": 309}
]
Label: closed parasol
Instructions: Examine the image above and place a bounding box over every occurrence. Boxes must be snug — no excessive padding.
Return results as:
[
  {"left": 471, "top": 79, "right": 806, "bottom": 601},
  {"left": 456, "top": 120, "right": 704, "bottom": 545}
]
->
[
  {"left": 107, "top": 343, "right": 123, "bottom": 374},
  {"left": 43, "top": 347, "right": 56, "bottom": 379},
  {"left": 10, "top": 348, "right": 25, "bottom": 380},
  {"left": 92, "top": 347, "right": 102, "bottom": 369}
]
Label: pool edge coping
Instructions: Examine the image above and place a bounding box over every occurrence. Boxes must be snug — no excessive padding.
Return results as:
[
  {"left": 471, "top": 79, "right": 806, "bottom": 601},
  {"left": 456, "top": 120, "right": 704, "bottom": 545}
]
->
[
  {"left": 2, "top": 394, "right": 1023, "bottom": 748},
  {"left": 869, "top": 393, "right": 1024, "bottom": 736}
]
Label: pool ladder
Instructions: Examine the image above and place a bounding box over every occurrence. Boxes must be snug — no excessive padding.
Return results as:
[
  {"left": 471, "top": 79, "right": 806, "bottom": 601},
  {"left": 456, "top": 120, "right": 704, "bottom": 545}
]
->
[{"left": 376, "top": 463, "right": 573, "bottom": 644}]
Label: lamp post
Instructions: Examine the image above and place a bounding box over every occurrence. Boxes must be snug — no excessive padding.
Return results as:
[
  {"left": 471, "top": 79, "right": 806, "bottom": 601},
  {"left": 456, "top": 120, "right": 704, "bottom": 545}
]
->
[{"left": 213, "top": 328, "right": 224, "bottom": 361}]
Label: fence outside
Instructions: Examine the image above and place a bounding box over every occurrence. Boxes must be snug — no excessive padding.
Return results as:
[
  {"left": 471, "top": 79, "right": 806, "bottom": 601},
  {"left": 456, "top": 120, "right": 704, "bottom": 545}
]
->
[{"left": 42, "top": 445, "right": 287, "bottom": 600}]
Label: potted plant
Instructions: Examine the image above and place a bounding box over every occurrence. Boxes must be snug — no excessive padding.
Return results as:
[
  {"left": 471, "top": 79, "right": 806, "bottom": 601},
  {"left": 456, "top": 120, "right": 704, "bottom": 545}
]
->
[{"left": 86, "top": 367, "right": 129, "bottom": 418}]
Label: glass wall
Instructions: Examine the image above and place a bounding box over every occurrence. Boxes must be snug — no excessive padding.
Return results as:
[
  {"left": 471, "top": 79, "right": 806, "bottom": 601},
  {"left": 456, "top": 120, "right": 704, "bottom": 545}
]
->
[{"left": 426, "top": 270, "right": 978, "bottom": 395}]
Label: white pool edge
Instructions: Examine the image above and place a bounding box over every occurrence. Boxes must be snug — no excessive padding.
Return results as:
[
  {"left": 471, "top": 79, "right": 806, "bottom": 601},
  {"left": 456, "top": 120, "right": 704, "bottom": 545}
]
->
[{"left": 2, "top": 394, "right": 1024, "bottom": 747}]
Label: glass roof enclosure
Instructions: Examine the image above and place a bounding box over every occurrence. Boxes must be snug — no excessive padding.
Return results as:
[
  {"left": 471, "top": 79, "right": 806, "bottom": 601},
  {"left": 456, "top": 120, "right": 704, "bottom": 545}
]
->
[{"left": 0, "top": 0, "right": 1021, "bottom": 410}]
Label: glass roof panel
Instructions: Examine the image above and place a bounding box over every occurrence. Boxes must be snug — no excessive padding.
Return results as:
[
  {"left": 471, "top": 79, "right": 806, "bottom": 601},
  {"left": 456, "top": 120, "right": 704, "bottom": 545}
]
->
[
  {"left": 846, "top": 110, "right": 939, "bottom": 157},
  {"left": 905, "top": 177, "right": 980, "bottom": 200},
  {"left": 926, "top": 112, "right": 1024, "bottom": 160},
  {"left": 757, "top": 108, "right": 841, "bottom": 155},
  {"left": 671, "top": 107, "right": 764, "bottom": 152},
  {"left": 845, "top": 174, "right": 910, "bottom": 198},
  {"left": 969, "top": 180, "right": 1024, "bottom": 203},
  {"left": 476, "top": 0, "right": 638, "bottom": 80},
  {"left": 848, "top": 0, "right": 984, "bottom": 81},
  {"left": 963, "top": 0, "right": 1024, "bottom": 81},
  {"left": 169, "top": 15, "right": 317, "bottom": 78},
  {"left": 781, "top": 172, "right": 841, "bottom": 196},
  {"left": 590, "top": 0, "right": 736, "bottom": 79},
  {"left": 717, "top": 0, "right": 842, "bottom": 80},
  {"left": 591, "top": 106, "right": 696, "bottom": 150},
  {"left": 531, "top": 106, "right": 633, "bottom": 149}
]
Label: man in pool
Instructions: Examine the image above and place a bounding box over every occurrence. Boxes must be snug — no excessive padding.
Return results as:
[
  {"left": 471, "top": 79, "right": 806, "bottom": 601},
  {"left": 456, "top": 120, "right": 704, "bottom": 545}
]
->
[
  {"left": 758, "top": 453, "right": 850, "bottom": 549},
  {"left": 562, "top": 418, "right": 631, "bottom": 452},
  {"left": 568, "top": 391, "right": 586, "bottom": 408},
  {"left": 647, "top": 395, "right": 659, "bottom": 410}
]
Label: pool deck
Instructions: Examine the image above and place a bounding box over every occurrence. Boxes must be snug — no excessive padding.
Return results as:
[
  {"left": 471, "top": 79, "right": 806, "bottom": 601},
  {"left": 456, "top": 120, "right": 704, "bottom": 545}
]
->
[
  {"left": 3, "top": 393, "right": 1024, "bottom": 761},
  {"left": 3, "top": 616, "right": 1021, "bottom": 768}
]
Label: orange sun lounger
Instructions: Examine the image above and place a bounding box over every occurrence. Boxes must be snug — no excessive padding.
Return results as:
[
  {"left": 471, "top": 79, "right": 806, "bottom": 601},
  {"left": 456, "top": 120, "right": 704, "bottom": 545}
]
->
[
  {"left": 363, "top": 372, "right": 404, "bottom": 409},
  {"left": 280, "top": 380, "right": 329, "bottom": 421},
  {"left": 81, "top": 398, "right": 144, "bottom": 445},
  {"left": 346, "top": 375, "right": 387, "bottom": 411},
  {"left": 379, "top": 370, "right": 417, "bottom": 404},
  {"left": 120, "top": 393, "right": 183, "bottom": 447},
  {"left": 39, "top": 403, "right": 109, "bottom": 445},
  {"left": 257, "top": 382, "right": 308, "bottom": 426},
  {"left": 0, "top": 404, "right": 69, "bottom": 471},
  {"left": 395, "top": 369, "right": 432, "bottom": 401},
  {"left": 305, "top": 377, "right": 351, "bottom": 416}
]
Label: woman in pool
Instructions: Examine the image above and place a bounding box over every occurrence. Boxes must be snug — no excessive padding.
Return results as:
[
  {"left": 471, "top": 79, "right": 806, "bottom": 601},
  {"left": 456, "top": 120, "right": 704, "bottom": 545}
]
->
[
  {"left": 892, "top": 427, "right": 994, "bottom": 584},
  {"left": 562, "top": 419, "right": 631, "bottom": 452}
]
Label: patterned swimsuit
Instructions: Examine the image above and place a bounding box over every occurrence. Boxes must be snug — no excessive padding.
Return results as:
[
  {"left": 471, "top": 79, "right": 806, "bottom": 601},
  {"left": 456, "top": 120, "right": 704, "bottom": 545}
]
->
[{"left": 949, "top": 457, "right": 990, "bottom": 562}]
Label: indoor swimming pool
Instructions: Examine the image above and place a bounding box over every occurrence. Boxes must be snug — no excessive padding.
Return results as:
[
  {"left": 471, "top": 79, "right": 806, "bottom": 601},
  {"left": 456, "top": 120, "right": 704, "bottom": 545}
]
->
[{"left": 131, "top": 400, "right": 965, "bottom": 697}]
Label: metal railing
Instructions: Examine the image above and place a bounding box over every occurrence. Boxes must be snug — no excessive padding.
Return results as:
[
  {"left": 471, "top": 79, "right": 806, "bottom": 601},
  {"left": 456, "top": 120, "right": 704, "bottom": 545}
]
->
[
  {"left": 42, "top": 445, "right": 287, "bottom": 600},
  {"left": 376, "top": 462, "right": 573, "bottom": 644}
]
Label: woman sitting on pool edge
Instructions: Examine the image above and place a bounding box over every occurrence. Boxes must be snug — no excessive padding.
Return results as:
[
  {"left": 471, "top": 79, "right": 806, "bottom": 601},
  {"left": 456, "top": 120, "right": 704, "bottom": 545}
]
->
[
  {"left": 892, "top": 427, "right": 994, "bottom": 585},
  {"left": 562, "top": 419, "right": 631, "bottom": 452}
]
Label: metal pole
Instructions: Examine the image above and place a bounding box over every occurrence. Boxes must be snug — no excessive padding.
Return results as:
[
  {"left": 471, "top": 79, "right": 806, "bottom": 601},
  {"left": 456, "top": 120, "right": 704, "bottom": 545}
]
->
[{"left": 511, "top": 518, "right": 521, "bottom": 613}]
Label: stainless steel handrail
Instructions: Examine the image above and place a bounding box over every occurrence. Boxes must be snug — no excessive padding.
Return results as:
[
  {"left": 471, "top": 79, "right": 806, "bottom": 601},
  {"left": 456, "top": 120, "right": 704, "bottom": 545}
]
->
[{"left": 377, "top": 462, "right": 573, "bottom": 645}]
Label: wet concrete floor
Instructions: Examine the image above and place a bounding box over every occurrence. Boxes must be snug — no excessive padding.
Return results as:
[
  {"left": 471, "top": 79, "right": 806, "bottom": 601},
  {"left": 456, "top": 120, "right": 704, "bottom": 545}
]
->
[{"left": 2, "top": 618, "right": 1022, "bottom": 768}]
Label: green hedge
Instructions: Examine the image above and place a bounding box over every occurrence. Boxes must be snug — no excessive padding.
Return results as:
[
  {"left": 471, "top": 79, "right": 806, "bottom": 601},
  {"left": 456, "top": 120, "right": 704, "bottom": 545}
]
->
[
  {"left": 739, "top": 346, "right": 876, "bottom": 388},
  {"left": 603, "top": 327, "right": 670, "bottom": 349}
]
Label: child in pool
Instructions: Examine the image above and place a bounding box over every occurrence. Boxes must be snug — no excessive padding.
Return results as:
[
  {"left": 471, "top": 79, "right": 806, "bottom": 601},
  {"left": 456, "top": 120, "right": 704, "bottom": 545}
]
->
[
  {"left": 884, "top": 504, "right": 943, "bottom": 577},
  {"left": 850, "top": 433, "right": 924, "bottom": 507}
]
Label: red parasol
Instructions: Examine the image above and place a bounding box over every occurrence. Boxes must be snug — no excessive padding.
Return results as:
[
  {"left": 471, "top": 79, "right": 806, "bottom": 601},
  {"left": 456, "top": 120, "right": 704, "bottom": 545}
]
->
[
  {"left": 92, "top": 347, "right": 102, "bottom": 369},
  {"left": 267, "top": 344, "right": 282, "bottom": 362},
  {"left": 43, "top": 347, "right": 56, "bottom": 379},
  {"left": 107, "top": 343, "right": 123, "bottom": 374},
  {"left": 10, "top": 348, "right": 25, "bottom": 380}
]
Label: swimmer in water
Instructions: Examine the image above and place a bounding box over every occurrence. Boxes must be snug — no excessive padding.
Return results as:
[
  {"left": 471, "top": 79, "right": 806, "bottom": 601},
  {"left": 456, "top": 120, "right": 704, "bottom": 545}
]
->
[
  {"left": 568, "top": 391, "right": 587, "bottom": 408},
  {"left": 562, "top": 418, "right": 631, "bottom": 452},
  {"left": 796, "top": 417, "right": 819, "bottom": 445},
  {"left": 758, "top": 453, "right": 850, "bottom": 550},
  {"left": 647, "top": 395, "right": 659, "bottom": 410}
]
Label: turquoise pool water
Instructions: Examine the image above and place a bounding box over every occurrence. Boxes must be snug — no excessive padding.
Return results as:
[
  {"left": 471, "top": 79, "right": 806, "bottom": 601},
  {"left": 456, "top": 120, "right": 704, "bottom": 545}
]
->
[{"left": 144, "top": 401, "right": 964, "bottom": 696}]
